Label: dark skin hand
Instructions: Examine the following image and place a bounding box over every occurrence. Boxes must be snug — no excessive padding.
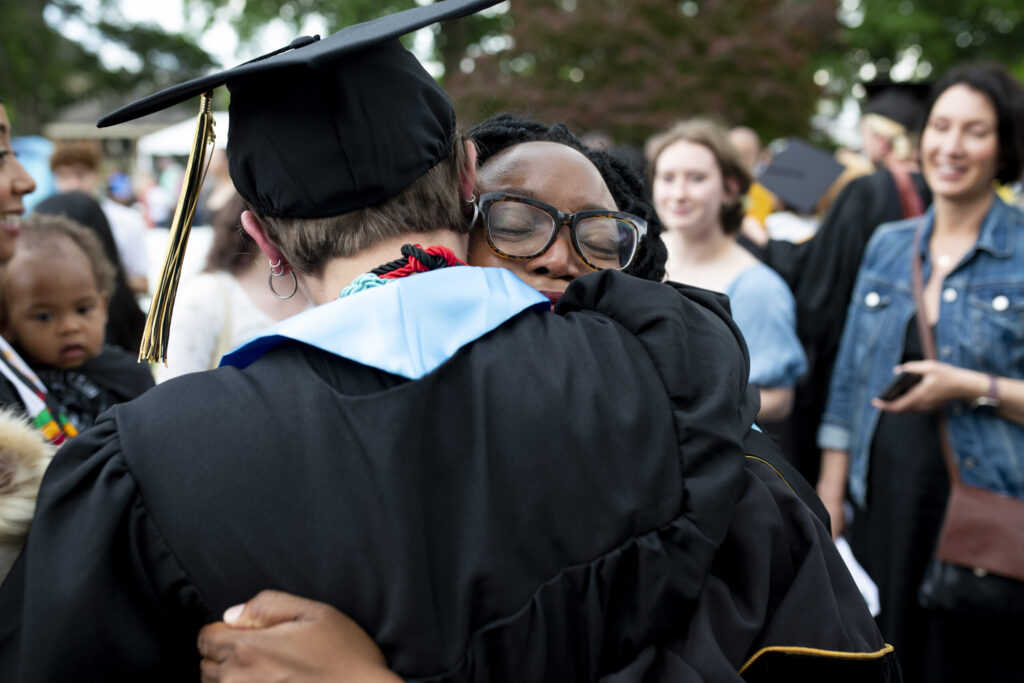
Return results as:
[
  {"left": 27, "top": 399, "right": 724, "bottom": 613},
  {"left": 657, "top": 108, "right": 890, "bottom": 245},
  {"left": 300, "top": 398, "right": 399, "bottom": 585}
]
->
[{"left": 197, "top": 590, "right": 401, "bottom": 683}]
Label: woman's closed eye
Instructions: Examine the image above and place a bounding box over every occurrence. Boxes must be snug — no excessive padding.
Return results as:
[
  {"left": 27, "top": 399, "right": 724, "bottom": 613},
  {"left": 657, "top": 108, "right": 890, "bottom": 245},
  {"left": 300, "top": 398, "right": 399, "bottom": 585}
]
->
[
  {"left": 490, "top": 213, "right": 548, "bottom": 240},
  {"left": 491, "top": 223, "right": 535, "bottom": 239},
  {"left": 580, "top": 235, "right": 618, "bottom": 256}
]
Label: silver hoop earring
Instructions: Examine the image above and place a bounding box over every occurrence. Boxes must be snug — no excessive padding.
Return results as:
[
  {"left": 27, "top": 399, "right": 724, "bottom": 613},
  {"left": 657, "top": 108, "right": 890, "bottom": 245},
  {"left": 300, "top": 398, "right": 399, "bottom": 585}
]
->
[
  {"left": 268, "top": 269, "right": 298, "bottom": 299},
  {"left": 269, "top": 259, "right": 286, "bottom": 277},
  {"left": 465, "top": 194, "right": 481, "bottom": 229}
]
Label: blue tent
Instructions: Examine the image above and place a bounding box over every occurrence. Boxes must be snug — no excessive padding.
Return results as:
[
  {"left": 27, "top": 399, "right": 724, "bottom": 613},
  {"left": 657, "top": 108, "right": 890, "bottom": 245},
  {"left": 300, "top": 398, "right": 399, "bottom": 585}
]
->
[{"left": 12, "top": 135, "right": 55, "bottom": 212}]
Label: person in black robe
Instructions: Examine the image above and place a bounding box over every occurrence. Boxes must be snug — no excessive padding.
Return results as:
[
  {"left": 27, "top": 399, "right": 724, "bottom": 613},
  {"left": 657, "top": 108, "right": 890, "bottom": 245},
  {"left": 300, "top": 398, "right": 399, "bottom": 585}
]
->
[
  {"left": 755, "top": 167, "right": 931, "bottom": 482},
  {"left": 749, "top": 80, "right": 933, "bottom": 484},
  {"left": 0, "top": 3, "right": 897, "bottom": 681},
  {"left": 192, "top": 111, "right": 896, "bottom": 682}
]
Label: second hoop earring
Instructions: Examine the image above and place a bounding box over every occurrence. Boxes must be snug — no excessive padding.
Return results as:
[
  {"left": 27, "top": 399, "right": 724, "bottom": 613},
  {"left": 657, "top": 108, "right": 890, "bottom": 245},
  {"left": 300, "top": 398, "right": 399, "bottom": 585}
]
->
[{"left": 268, "top": 265, "right": 298, "bottom": 299}]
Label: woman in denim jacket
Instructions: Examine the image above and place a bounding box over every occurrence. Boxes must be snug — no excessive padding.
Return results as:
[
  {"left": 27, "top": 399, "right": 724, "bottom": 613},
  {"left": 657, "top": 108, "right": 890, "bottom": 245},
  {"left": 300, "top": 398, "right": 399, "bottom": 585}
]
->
[{"left": 817, "top": 64, "right": 1024, "bottom": 683}]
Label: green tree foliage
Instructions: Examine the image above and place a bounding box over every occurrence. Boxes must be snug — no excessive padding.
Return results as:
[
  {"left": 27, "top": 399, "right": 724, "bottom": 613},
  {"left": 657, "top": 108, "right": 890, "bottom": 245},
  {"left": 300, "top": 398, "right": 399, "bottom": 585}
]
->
[
  {"left": 5, "top": 1, "right": 1022, "bottom": 143},
  {"left": 1, "top": 0, "right": 215, "bottom": 134},
  {"left": 130, "top": 0, "right": 839, "bottom": 144},
  {"left": 182, "top": 0, "right": 507, "bottom": 83},
  {"left": 446, "top": 0, "right": 838, "bottom": 145},
  {"left": 186, "top": 0, "right": 415, "bottom": 42},
  {"left": 825, "top": 0, "right": 1024, "bottom": 92}
]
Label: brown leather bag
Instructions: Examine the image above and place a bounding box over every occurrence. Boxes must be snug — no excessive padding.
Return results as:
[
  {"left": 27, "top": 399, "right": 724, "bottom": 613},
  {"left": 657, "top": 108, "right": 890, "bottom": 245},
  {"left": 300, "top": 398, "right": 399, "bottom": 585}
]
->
[
  {"left": 910, "top": 219, "right": 1024, "bottom": 614},
  {"left": 932, "top": 482, "right": 1024, "bottom": 583}
]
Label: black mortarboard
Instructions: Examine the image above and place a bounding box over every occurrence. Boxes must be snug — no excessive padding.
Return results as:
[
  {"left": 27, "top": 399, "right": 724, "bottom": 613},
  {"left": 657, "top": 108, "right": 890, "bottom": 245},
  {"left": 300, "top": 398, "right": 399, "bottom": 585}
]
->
[
  {"left": 757, "top": 138, "right": 844, "bottom": 215},
  {"left": 100, "top": 0, "right": 501, "bottom": 218},
  {"left": 97, "top": 0, "right": 502, "bottom": 362},
  {"left": 861, "top": 79, "right": 931, "bottom": 131}
]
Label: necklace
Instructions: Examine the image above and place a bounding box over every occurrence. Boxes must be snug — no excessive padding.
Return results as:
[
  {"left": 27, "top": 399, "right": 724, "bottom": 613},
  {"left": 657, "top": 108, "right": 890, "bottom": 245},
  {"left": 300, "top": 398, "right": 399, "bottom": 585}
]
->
[
  {"left": 371, "top": 243, "right": 465, "bottom": 279},
  {"left": 338, "top": 244, "right": 466, "bottom": 299}
]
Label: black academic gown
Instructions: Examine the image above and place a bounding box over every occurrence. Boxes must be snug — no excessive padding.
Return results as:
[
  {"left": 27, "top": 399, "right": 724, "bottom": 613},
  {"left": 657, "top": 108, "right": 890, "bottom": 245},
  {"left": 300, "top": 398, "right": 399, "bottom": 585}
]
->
[
  {"left": 0, "top": 270, "right": 897, "bottom": 682},
  {"left": 760, "top": 168, "right": 930, "bottom": 481}
]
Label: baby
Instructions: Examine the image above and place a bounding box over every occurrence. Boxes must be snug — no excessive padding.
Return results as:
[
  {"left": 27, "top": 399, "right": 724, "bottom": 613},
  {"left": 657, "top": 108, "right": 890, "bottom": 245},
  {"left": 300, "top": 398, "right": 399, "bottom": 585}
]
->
[{"left": 0, "top": 214, "right": 153, "bottom": 431}]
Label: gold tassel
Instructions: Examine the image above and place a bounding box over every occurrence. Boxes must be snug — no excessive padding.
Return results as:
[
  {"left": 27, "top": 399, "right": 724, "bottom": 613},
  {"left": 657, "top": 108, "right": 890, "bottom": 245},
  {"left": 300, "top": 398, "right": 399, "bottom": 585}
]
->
[{"left": 138, "top": 93, "right": 217, "bottom": 364}]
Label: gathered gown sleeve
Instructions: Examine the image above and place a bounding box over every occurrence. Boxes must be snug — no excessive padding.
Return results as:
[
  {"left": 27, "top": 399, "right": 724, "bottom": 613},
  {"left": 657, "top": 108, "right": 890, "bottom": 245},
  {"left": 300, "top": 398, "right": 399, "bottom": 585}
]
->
[
  {"left": 598, "top": 455, "right": 898, "bottom": 682},
  {"left": 0, "top": 413, "right": 211, "bottom": 682}
]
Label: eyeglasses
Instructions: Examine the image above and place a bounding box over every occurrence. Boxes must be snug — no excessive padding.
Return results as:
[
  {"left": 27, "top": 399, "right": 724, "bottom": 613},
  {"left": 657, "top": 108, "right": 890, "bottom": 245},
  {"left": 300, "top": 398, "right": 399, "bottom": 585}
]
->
[{"left": 477, "top": 192, "right": 648, "bottom": 271}]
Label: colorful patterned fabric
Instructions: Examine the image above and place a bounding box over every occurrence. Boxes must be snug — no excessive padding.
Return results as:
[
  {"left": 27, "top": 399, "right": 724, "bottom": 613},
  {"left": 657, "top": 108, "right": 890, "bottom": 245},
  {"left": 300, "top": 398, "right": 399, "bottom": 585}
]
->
[{"left": 0, "top": 337, "right": 77, "bottom": 445}]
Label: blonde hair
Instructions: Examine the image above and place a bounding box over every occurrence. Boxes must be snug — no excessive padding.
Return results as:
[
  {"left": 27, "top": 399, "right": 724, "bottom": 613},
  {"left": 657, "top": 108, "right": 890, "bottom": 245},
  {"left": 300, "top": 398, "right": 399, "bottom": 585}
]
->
[
  {"left": 646, "top": 119, "right": 752, "bottom": 234},
  {"left": 19, "top": 214, "right": 116, "bottom": 296},
  {"left": 860, "top": 113, "right": 915, "bottom": 162},
  {"left": 254, "top": 133, "right": 472, "bottom": 275}
]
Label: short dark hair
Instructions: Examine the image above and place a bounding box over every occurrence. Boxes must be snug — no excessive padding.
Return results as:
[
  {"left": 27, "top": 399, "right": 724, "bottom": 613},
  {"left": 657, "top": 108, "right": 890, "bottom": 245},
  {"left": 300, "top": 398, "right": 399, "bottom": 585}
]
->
[
  {"left": 0, "top": 214, "right": 117, "bottom": 325},
  {"left": 468, "top": 113, "right": 666, "bottom": 283},
  {"left": 33, "top": 191, "right": 146, "bottom": 351},
  {"left": 922, "top": 63, "right": 1024, "bottom": 185},
  {"left": 16, "top": 214, "right": 117, "bottom": 298}
]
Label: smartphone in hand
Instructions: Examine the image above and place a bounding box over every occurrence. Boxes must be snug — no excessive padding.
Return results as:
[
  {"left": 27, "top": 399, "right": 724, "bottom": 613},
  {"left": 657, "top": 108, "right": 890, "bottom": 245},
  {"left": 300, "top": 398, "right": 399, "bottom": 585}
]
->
[{"left": 877, "top": 371, "right": 923, "bottom": 401}]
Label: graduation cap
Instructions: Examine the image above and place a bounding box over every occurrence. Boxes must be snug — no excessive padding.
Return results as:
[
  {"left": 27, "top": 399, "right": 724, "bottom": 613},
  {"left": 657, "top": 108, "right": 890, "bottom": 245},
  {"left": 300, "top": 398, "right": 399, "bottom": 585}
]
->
[
  {"left": 757, "top": 138, "right": 844, "bottom": 215},
  {"left": 97, "top": 0, "right": 502, "bottom": 362},
  {"left": 861, "top": 79, "right": 931, "bottom": 131}
]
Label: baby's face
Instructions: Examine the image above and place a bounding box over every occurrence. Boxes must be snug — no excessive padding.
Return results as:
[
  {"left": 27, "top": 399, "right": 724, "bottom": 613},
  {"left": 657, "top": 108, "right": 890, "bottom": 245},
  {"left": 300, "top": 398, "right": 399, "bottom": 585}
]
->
[{"left": 1, "top": 241, "right": 107, "bottom": 369}]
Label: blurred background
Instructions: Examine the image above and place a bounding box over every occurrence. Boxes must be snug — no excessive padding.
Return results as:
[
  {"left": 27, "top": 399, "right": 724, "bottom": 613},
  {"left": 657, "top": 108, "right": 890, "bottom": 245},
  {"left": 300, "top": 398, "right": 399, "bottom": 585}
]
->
[
  {"left": 2, "top": 0, "right": 1021, "bottom": 276},
  {"left": 4, "top": 0, "right": 1021, "bottom": 138}
]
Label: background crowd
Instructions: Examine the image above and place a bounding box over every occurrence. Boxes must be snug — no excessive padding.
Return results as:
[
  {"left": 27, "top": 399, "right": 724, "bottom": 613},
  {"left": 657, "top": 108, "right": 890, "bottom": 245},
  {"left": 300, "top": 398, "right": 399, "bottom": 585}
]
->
[{"left": 1, "top": 1, "right": 1023, "bottom": 680}]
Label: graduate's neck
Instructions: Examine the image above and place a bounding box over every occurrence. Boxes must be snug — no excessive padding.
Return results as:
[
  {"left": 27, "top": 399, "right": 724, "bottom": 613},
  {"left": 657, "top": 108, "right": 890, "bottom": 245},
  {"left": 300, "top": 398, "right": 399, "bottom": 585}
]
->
[{"left": 303, "top": 230, "right": 470, "bottom": 305}]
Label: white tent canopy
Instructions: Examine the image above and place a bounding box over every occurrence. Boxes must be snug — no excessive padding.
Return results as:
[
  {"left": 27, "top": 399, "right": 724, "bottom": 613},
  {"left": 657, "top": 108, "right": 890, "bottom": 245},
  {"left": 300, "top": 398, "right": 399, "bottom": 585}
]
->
[{"left": 135, "top": 111, "right": 229, "bottom": 171}]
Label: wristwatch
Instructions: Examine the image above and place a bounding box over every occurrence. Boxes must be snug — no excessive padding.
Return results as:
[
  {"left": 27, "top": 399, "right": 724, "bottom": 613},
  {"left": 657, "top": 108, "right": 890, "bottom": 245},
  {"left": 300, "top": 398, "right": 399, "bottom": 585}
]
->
[{"left": 969, "top": 374, "right": 1001, "bottom": 409}]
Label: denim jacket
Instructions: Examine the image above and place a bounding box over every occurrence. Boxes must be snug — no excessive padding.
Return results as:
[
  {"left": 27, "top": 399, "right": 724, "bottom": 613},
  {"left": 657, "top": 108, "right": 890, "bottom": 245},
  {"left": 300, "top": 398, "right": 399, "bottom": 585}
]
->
[{"left": 819, "top": 195, "right": 1024, "bottom": 507}]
